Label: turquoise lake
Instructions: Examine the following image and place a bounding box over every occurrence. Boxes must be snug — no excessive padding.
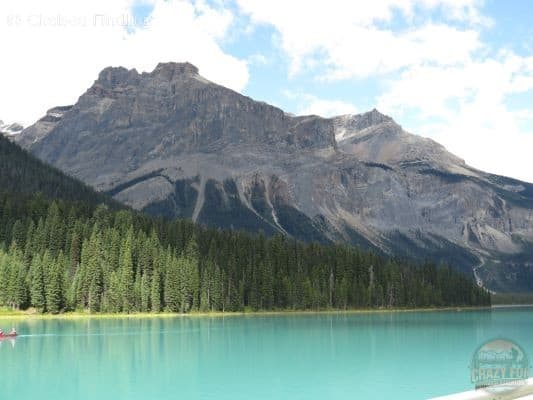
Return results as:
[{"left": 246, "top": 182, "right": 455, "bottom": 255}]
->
[{"left": 1, "top": 308, "right": 532, "bottom": 399}]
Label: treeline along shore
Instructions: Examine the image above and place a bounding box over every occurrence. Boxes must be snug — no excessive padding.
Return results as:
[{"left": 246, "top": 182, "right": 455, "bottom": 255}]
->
[{"left": 0, "top": 193, "right": 491, "bottom": 314}]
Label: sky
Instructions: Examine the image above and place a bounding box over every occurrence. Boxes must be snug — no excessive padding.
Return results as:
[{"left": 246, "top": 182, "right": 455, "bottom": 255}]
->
[{"left": 0, "top": 0, "right": 532, "bottom": 182}]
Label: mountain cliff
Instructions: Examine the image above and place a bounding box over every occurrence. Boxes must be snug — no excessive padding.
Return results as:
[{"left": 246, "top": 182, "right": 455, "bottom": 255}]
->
[{"left": 14, "top": 62, "right": 533, "bottom": 292}]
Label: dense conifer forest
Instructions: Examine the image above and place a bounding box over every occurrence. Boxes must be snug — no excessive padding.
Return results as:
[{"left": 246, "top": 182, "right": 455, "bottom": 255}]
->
[
  {"left": 0, "top": 194, "right": 491, "bottom": 312},
  {"left": 0, "top": 134, "right": 115, "bottom": 206},
  {"left": 0, "top": 135, "right": 490, "bottom": 313}
]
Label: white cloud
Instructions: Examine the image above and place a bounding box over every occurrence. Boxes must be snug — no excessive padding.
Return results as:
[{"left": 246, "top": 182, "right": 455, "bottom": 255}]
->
[
  {"left": 377, "top": 53, "right": 533, "bottom": 181},
  {"left": 377, "top": 54, "right": 533, "bottom": 119},
  {"left": 237, "top": 0, "right": 484, "bottom": 78},
  {"left": 237, "top": 0, "right": 533, "bottom": 183},
  {"left": 0, "top": 0, "right": 248, "bottom": 125},
  {"left": 426, "top": 106, "right": 533, "bottom": 183},
  {"left": 289, "top": 93, "right": 358, "bottom": 117}
]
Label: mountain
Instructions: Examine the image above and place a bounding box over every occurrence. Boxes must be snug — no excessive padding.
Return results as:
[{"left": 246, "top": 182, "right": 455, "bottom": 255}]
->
[
  {"left": 0, "top": 123, "right": 489, "bottom": 313},
  {"left": 14, "top": 62, "right": 533, "bottom": 292},
  {"left": 0, "top": 120, "right": 23, "bottom": 136}
]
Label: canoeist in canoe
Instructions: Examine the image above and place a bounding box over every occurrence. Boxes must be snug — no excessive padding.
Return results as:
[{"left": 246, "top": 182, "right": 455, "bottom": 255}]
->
[{"left": 0, "top": 328, "right": 17, "bottom": 338}]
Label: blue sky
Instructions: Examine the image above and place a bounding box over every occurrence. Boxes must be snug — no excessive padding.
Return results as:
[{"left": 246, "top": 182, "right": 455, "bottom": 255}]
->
[{"left": 1, "top": 0, "right": 532, "bottom": 181}]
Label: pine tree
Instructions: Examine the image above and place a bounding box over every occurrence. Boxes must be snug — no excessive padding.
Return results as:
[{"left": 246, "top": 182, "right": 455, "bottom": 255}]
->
[
  {"left": 74, "top": 238, "right": 90, "bottom": 308},
  {"left": 68, "top": 227, "right": 82, "bottom": 279},
  {"left": 260, "top": 261, "right": 274, "bottom": 310},
  {"left": 181, "top": 237, "right": 200, "bottom": 312},
  {"left": 6, "top": 243, "right": 28, "bottom": 309},
  {"left": 106, "top": 271, "right": 122, "bottom": 312},
  {"left": 86, "top": 227, "right": 104, "bottom": 312},
  {"left": 120, "top": 230, "right": 135, "bottom": 313},
  {"left": 164, "top": 251, "right": 180, "bottom": 312},
  {"left": 23, "top": 220, "right": 35, "bottom": 266},
  {"left": 0, "top": 251, "right": 8, "bottom": 305},
  {"left": 11, "top": 219, "right": 26, "bottom": 249},
  {"left": 45, "top": 256, "right": 64, "bottom": 314},
  {"left": 150, "top": 263, "right": 162, "bottom": 312},
  {"left": 30, "top": 254, "right": 46, "bottom": 310},
  {"left": 140, "top": 273, "right": 150, "bottom": 312}
]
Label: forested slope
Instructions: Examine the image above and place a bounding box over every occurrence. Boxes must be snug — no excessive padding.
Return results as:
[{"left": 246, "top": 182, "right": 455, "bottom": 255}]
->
[
  {"left": 0, "top": 194, "right": 490, "bottom": 313},
  {"left": 0, "top": 134, "right": 114, "bottom": 206},
  {"left": 0, "top": 136, "right": 490, "bottom": 313}
]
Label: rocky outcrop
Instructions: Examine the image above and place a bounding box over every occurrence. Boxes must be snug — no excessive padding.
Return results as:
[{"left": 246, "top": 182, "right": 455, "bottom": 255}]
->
[
  {"left": 13, "top": 106, "right": 71, "bottom": 147},
  {"left": 15, "top": 62, "right": 533, "bottom": 292},
  {"left": 334, "top": 111, "right": 468, "bottom": 172}
]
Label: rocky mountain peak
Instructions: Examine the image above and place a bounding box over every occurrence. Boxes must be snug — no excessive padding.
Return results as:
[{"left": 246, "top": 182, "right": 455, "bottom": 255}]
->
[
  {"left": 152, "top": 62, "right": 200, "bottom": 80},
  {"left": 334, "top": 108, "right": 468, "bottom": 172},
  {"left": 333, "top": 109, "right": 397, "bottom": 141},
  {"left": 357, "top": 108, "right": 394, "bottom": 128},
  {"left": 94, "top": 62, "right": 201, "bottom": 89},
  {"left": 94, "top": 66, "right": 140, "bottom": 90},
  {"left": 16, "top": 61, "right": 338, "bottom": 173},
  {"left": 11, "top": 106, "right": 71, "bottom": 147}
]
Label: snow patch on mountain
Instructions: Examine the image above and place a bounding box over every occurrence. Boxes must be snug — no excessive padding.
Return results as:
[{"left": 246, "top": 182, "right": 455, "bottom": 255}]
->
[{"left": 0, "top": 119, "right": 24, "bottom": 136}]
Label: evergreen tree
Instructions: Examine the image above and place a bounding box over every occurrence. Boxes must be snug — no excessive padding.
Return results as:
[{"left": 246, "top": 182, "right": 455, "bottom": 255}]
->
[
  {"left": 3, "top": 243, "right": 28, "bottom": 310},
  {"left": 164, "top": 251, "right": 180, "bottom": 312},
  {"left": 45, "top": 255, "right": 64, "bottom": 314},
  {"left": 150, "top": 262, "right": 162, "bottom": 313},
  {"left": 120, "top": 230, "right": 135, "bottom": 313},
  {"left": 30, "top": 254, "right": 46, "bottom": 310},
  {"left": 106, "top": 271, "right": 122, "bottom": 312}
]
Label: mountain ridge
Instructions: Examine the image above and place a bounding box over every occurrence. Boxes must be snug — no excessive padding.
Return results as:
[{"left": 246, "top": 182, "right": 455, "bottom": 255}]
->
[
  {"left": 0, "top": 132, "right": 116, "bottom": 207},
  {"left": 14, "top": 62, "right": 533, "bottom": 292}
]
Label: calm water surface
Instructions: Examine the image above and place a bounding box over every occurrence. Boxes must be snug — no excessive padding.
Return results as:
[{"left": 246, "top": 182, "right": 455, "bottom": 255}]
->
[{"left": 1, "top": 308, "right": 532, "bottom": 399}]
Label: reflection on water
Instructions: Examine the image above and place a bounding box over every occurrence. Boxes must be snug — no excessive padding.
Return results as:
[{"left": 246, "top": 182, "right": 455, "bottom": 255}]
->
[
  {"left": 0, "top": 337, "right": 16, "bottom": 348},
  {"left": 0, "top": 309, "right": 531, "bottom": 400}
]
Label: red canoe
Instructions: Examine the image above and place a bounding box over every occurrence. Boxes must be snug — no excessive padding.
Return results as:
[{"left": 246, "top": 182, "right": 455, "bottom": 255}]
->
[{"left": 0, "top": 333, "right": 17, "bottom": 339}]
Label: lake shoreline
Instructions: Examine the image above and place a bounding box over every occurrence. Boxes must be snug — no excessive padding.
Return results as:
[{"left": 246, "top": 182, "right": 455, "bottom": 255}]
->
[{"left": 0, "top": 305, "right": 495, "bottom": 320}]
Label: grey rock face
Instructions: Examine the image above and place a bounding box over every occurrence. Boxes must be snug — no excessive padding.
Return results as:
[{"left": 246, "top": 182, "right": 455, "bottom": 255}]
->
[
  {"left": 12, "top": 106, "right": 70, "bottom": 147},
  {"left": 16, "top": 62, "right": 533, "bottom": 292}
]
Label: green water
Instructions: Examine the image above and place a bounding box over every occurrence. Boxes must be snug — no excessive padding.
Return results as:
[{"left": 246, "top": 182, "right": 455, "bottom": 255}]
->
[{"left": 1, "top": 308, "right": 532, "bottom": 399}]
